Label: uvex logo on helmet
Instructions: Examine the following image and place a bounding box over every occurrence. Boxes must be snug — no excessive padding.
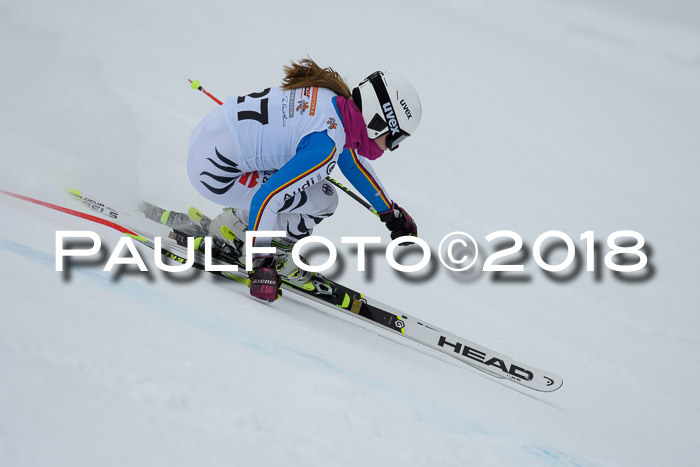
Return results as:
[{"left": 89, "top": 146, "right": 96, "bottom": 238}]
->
[
  {"left": 400, "top": 99, "right": 412, "bottom": 119},
  {"left": 382, "top": 102, "right": 401, "bottom": 135}
]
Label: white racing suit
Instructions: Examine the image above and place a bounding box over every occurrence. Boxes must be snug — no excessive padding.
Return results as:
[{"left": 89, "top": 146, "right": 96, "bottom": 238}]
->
[{"left": 187, "top": 86, "right": 393, "bottom": 253}]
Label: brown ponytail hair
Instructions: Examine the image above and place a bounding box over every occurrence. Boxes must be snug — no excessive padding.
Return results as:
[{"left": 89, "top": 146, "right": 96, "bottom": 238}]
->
[{"left": 281, "top": 58, "right": 351, "bottom": 98}]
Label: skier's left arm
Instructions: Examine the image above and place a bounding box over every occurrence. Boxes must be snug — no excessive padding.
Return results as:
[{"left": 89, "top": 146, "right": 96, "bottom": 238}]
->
[{"left": 337, "top": 149, "right": 417, "bottom": 244}]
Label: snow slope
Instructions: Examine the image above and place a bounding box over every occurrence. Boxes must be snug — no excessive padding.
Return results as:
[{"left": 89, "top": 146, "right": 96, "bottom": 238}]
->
[{"left": 1, "top": 0, "right": 699, "bottom": 465}]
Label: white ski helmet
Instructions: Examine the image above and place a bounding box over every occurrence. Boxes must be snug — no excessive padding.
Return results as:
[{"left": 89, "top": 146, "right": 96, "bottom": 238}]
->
[{"left": 351, "top": 71, "right": 422, "bottom": 151}]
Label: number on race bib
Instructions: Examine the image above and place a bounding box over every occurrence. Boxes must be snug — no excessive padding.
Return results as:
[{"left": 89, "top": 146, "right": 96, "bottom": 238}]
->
[{"left": 237, "top": 88, "right": 271, "bottom": 125}]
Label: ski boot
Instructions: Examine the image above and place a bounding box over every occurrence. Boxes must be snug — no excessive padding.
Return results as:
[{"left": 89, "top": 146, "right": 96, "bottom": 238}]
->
[
  {"left": 164, "top": 207, "right": 244, "bottom": 265},
  {"left": 194, "top": 207, "right": 314, "bottom": 287},
  {"left": 271, "top": 237, "right": 314, "bottom": 288},
  {"left": 139, "top": 201, "right": 211, "bottom": 237},
  {"left": 188, "top": 207, "right": 246, "bottom": 265}
]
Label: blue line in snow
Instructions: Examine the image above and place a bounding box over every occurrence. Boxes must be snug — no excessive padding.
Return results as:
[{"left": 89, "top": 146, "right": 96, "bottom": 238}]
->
[
  {"left": 523, "top": 445, "right": 584, "bottom": 467},
  {"left": 0, "top": 236, "right": 56, "bottom": 268}
]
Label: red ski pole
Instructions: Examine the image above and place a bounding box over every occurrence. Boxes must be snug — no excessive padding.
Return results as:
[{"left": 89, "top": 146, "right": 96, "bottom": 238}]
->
[{"left": 188, "top": 79, "right": 223, "bottom": 105}]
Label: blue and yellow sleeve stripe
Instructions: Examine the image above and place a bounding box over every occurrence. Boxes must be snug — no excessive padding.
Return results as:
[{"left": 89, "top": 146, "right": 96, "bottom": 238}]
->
[{"left": 338, "top": 149, "right": 393, "bottom": 213}]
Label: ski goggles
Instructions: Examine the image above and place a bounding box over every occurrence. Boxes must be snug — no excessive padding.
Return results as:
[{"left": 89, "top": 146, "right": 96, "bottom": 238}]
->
[{"left": 364, "top": 71, "right": 411, "bottom": 151}]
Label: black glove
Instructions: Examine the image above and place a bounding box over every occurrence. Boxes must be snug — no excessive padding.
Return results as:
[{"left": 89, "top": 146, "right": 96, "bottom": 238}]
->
[
  {"left": 379, "top": 202, "right": 418, "bottom": 245},
  {"left": 249, "top": 256, "right": 282, "bottom": 302}
]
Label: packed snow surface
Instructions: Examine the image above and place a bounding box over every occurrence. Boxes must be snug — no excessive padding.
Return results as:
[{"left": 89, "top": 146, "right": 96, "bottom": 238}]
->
[{"left": 1, "top": 0, "right": 699, "bottom": 465}]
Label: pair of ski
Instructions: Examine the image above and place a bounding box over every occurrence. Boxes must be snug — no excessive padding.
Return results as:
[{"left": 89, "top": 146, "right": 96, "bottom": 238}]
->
[
  {"left": 3, "top": 187, "right": 564, "bottom": 392},
  {"left": 165, "top": 224, "right": 562, "bottom": 392},
  {"left": 151, "top": 225, "right": 563, "bottom": 392}
]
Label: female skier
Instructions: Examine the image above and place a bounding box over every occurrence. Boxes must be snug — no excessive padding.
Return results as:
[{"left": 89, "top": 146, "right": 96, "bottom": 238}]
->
[{"left": 187, "top": 59, "right": 422, "bottom": 302}]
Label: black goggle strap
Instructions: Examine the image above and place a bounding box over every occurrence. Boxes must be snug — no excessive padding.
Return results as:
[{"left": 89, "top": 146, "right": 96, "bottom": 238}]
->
[
  {"left": 385, "top": 129, "right": 410, "bottom": 151},
  {"left": 367, "top": 72, "right": 410, "bottom": 151}
]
